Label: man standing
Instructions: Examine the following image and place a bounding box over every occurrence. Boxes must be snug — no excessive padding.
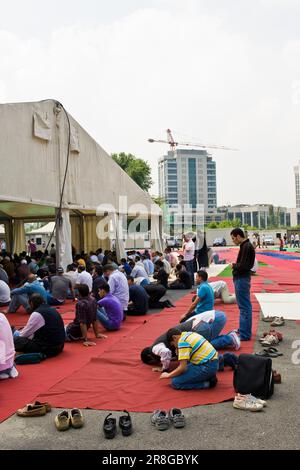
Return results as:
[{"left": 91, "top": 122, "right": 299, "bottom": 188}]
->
[
  {"left": 230, "top": 228, "right": 255, "bottom": 341},
  {"left": 182, "top": 235, "right": 195, "bottom": 286}
]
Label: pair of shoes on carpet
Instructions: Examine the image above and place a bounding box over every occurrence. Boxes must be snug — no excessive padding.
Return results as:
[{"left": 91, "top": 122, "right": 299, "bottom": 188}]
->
[
  {"left": 255, "top": 347, "right": 283, "bottom": 358},
  {"left": 103, "top": 411, "right": 132, "bottom": 439},
  {"left": 233, "top": 393, "right": 266, "bottom": 412},
  {"left": 55, "top": 409, "right": 84, "bottom": 431},
  {"left": 17, "top": 401, "right": 52, "bottom": 417},
  {"left": 151, "top": 408, "right": 186, "bottom": 431},
  {"left": 270, "top": 317, "right": 285, "bottom": 327}
]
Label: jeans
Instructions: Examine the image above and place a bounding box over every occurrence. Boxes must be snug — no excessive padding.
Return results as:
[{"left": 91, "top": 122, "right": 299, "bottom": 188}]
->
[
  {"left": 185, "top": 260, "right": 195, "bottom": 286},
  {"left": 8, "top": 294, "right": 30, "bottom": 313},
  {"left": 205, "top": 311, "right": 234, "bottom": 350},
  {"left": 233, "top": 276, "right": 252, "bottom": 340},
  {"left": 97, "top": 307, "right": 120, "bottom": 331},
  {"left": 172, "top": 359, "right": 218, "bottom": 390},
  {"left": 46, "top": 293, "right": 64, "bottom": 306}
]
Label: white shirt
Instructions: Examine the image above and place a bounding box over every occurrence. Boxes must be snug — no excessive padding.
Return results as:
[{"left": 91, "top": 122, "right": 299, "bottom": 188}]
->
[
  {"left": 189, "top": 310, "right": 216, "bottom": 324},
  {"left": 295, "top": 234, "right": 299, "bottom": 241},
  {"left": 209, "top": 281, "right": 226, "bottom": 297},
  {"left": 77, "top": 271, "right": 93, "bottom": 292},
  {"left": 0, "top": 280, "right": 11, "bottom": 304},
  {"left": 183, "top": 240, "right": 195, "bottom": 261},
  {"left": 64, "top": 271, "right": 78, "bottom": 288},
  {"left": 152, "top": 342, "right": 172, "bottom": 371},
  {"left": 162, "top": 259, "right": 171, "bottom": 274},
  {"left": 19, "top": 311, "right": 45, "bottom": 339}
]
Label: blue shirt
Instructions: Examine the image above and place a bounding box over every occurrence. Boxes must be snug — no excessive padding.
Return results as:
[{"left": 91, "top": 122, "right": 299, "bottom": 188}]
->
[{"left": 195, "top": 282, "right": 214, "bottom": 314}]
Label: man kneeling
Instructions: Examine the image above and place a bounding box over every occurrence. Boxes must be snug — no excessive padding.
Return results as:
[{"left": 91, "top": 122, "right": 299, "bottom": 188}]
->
[{"left": 159, "top": 328, "right": 218, "bottom": 390}]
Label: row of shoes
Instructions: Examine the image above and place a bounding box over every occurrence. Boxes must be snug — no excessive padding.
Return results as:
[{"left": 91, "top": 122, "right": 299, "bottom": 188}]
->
[
  {"left": 262, "top": 316, "right": 285, "bottom": 327},
  {"left": 233, "top": 393, "right": 267, "bottom": 412},
  {"left": 150, "top": 408, "right": 186, "bottom": 431}
]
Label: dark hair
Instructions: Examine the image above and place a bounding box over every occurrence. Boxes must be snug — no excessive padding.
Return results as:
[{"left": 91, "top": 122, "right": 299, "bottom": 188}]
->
[
  {"left": 197, "top": 270, "right": 208, "bottom": 282},
  {"left": 127, "top": 275, "right": 134, "bottom": 282},
  {"left": 94, "top": 265, "right": 103, "bottom": 276},
  {"left": 230, "top": 228, "right": 245, "bottom": 238},
  {"left": 29, "top": 293, "right": 46, "bottom": 310},
  {"left": 135, "top": 256, "right": 140, "bottom": 262},
  {"left": 121, "top": 258, "right": 127, "bottom": 263},
  {"left": 67, "top": 264, "right": 76, "bottom": 272},
  {"left": 78, "top": 265, "right": 86, "bottom": 273},
  {"left": 77, "top": 284, "right": 90, "bottom": 297},
  {"left": 102, "top": 264, "right": 115, "bottom": 272},
  {"left": 99, "top": 283, "right": 110, "bottom": 293},
  {"left": 128, "top": 260, "right": 135, "bottom": 267},
  {"left": 155, "top": 260, "right": 164, "bottom": 268},
  {"left": 48, "top": 264, "right": 56, "bottom": 275},
  {"left": 166, "top": 328, "right": 181, "bottom": 344},
  {"left": 37, "top": 269, "right": 47, "bottom": 279},
  {"left": 140, "top": 347, "right": 160, "bottom": 365}
]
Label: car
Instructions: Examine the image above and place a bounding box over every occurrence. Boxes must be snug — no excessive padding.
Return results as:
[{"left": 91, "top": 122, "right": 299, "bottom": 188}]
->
[
  {"left": 213, "top": 237, "right": 227, "bottom": 247},
  {"left": 264, "top": 235, "right": 275, "bottom": 246}
]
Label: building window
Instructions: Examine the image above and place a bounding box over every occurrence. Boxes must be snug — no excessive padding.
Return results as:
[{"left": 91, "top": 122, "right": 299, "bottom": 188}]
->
[{"left": 188, "top": 158, "right": 197, "bottom": 209}]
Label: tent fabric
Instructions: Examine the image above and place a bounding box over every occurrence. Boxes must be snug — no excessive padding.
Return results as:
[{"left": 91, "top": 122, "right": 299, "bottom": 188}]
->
[
  {"left": 70, "top": 216, "right": 82, "bottom": 253},
  {"left": 0, "top": 100, "right": 161, "bottom": 217},
  {"left": 151, "top": 214, "right": 163, "bottom": 252},
  {"left": 12, "top": 220, "right": 26, "bottom": 254},
  {"left": 57, "top": 209, "right": 73, "bottom": 270}
]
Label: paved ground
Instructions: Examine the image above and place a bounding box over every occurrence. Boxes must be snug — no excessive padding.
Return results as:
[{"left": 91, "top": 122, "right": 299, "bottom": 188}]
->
[{"left": 0, "top": 288, "right": 300, "bottom": 451}]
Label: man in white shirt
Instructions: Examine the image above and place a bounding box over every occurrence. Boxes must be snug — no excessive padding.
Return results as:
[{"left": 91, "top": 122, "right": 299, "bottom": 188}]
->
[
  {"left": 209, "top": 281, "right": 236, "bottom": 304},
  {"left": 75, "top": 265, "right": 93, "bottom": 293},
  {"left": 295, "top": 233, "right": 300, "bottom": 248},
  {"left": 183, "top": 235, "right": 195, "bottom": 286}
]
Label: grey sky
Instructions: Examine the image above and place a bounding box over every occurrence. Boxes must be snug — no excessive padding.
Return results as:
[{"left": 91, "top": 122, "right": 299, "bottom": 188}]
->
[{"left": 1, "top": 0, "right": 300, "bottom": 207}]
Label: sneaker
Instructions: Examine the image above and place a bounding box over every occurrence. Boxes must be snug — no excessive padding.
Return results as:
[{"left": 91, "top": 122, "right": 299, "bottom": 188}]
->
[
  {"left": 236, "top": 393, "right": 267, "bottom": 407},
  {"left": 150, "top": 410, "right": 170, "bottom": 431},
  {"left": 70, "top": 409, "right": 84, "bottom": 428},
  {"left": 271, "top": 317, "right": 285, "bottom": 327},
  {"left": 233, "top": 396, "right": 264, "bottom": 412},
  {"left": 228, "top": 331, "right": 241, "bottom": 350},
  {"left": 55, "top": 410, "right": 70, "bottom": 431},
  {"left": 168, "top": 408, "right": 186, "bottom": 428},
  {"left": 260, "top": 330, "right": 283, "bottom": 342},
  {"left": 261, "top": 334, "right": 279, "bottom": 347}
]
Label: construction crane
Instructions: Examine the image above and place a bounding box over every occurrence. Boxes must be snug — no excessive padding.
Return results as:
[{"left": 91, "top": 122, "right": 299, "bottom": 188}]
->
[{"left": 148, "top": 129, "right": 237, "bottom": 151}]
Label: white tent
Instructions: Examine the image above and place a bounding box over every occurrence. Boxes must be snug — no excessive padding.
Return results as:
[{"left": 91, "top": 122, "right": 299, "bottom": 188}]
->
[{"left": 0, "top": 100, "right": 163, "bottom": 267}]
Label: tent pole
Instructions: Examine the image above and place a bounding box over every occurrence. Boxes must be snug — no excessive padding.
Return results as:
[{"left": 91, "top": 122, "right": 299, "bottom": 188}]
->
[{"left": 55, "top": 208, "right": 61, "bottom": 270}]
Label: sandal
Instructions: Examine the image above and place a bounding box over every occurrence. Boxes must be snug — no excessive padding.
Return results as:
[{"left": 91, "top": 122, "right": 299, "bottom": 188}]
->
[
  {"left": 103, "top": 413, "right": 117, "bottom": 439},
  {"left": 255, "top": 349, "right": 281, "bottom": 358},
  {"left": 266, "top": 347, "right": 283, "bottom": 356},
  {"left": 119, "top": 410, "right": 133, "bottom": 436}
]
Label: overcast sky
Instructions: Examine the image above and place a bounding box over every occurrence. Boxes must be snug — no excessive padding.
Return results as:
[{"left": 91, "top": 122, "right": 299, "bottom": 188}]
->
[{"left": 1, "top": 0, "right": 300, "bottom": 207}]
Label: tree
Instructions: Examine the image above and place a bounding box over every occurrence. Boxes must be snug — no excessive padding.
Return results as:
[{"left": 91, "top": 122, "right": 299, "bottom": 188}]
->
[
  {"left": 112, "top": 152, "right": 153, "bottom": 192},
  {"left": 151, "top": 196, "right": 165, "bottom": 208}
]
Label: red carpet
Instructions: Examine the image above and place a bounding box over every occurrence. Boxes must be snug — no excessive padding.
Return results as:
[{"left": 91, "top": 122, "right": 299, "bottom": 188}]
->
[{"left": 2, "top": 250, "right": 297, "bottom": 421}]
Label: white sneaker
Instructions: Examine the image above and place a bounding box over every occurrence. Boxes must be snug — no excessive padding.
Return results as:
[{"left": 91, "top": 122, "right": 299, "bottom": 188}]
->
[
  {"left": 261, "top": 334, "right": 279, "bottom": 347},
  {"left": 236, "top": 393, "right": 267, "bottom": 407},
  {"left": 233, "top": 396, "right": 264, "bottom": 411},
  {"left": 228, "top": 331, "right": 241, "bottom": 350}
]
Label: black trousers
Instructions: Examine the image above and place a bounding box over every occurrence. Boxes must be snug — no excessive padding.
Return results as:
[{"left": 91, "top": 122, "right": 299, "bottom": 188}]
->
[
  {"left": 14, "top": 336, "right": 64, "bottom": 358},
  {"left": 169, "top": 281, "right": 189, "bottom": 290},
  {"left": 127, "top": 305, "right": 147, "bottom": 316},
  {"left": 143, "top": 284, "right": 167, "bottom": 309}
]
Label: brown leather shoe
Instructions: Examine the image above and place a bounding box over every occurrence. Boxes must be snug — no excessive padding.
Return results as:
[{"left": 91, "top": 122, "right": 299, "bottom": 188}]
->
[
  {"left": 273, "top": 370, "right": 282, "bottom": 384},
  {"left": 17, "top": 404, "right": 47, "bottom": 417},
  {"left": 32, "top": 401, "right": 52, "bottom": 412}
]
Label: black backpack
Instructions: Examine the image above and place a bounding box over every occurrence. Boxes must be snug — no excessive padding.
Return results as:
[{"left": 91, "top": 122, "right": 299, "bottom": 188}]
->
[{"left": 233, "top": 354, "right": 274, "bottom": 399}]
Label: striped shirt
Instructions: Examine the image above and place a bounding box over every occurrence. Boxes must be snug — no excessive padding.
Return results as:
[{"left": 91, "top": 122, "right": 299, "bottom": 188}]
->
[{"left": 177, "top": 332, "right": 218, "bottom": 365}]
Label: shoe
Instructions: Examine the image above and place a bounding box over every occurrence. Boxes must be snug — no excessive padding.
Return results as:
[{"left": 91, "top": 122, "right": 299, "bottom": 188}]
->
[
  {"left": 228, "top": 331, "right": 241, "bottom": 350},
  {"left": 223, "top": 352, "right": 238, "bottom": 370},
  {"left": 168, "top": 408, "right": 186, "bottom": 428},
  {"left": 262, "top": 316, "right": 275, "bottom": 322},
  {"left": 32, "top": 401, "right": 51, "bottom": 413},
  {"left": 233, "top": 396, "right": 264, "bottom": 411},
  {"left": 271, "top": 317, "right": 285, "bottom": 327},
  {"left": 8, "top": 366, "right": 19, "bottom": 378},
  {"left": 17, "top": 404, "right": 47, "bottom": 417},
  {"left": 208, "top": 376, "right": 218, "bottom": 388},
  {"left": 236, "top": 393, "right": 267, "bottom": 407},
  {"left": 55, "top": 410, "right": 70, "bottom": 431},
  {"left": 70, "top": 409, "right": 84, "bottom": 428},
  {"left": 260, "top": 330, "right": 283, "bottom": 342},
  {"left": 119, "top": 410, "right": 133, "bottom": 436},
  {"left": 273, "top": 370, "right": 282, "bottom": 384},
  {"left": 150, "top": 410, "right": 170, "bottom": 431},
  {"left": 261, "top": 334, "right": 279, "bottom": 347},
  {"left": 103, "top": 413, "right": 117, "bottom": 439}
]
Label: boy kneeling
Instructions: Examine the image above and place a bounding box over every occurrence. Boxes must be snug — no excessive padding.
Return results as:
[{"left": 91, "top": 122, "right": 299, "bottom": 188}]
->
[{"left": 160, "top": 329, "right": 218, "bottom": 390}]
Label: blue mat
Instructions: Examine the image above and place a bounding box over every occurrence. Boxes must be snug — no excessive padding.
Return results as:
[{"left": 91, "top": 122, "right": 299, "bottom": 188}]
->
[{"left": 260, "top": 251, "right": 300, "bottom": 261}]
